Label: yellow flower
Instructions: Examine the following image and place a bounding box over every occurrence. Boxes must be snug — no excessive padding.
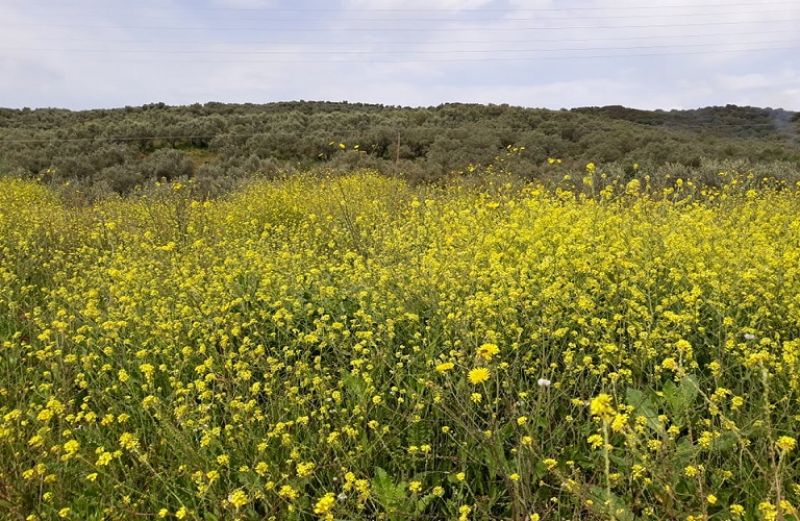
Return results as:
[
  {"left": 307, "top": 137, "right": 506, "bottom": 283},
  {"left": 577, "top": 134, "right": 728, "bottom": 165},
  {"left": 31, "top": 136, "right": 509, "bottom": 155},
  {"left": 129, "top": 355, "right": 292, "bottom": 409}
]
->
[
  {"left": 278, "top": 485, "right": 298, "bottom": 500},
  {"left": 543, "top": 458, "right": 558, "bottom": 470},
  {"left": 758, "top": 502, "right": 777, "bottom": 520},
  {"left": 610, "top": 413, "right": 628, "bottom": 433},
  {"left": 96, "top": 451, "right": 113, "bottom": 466},
  {"left": 297, "top": 461, "right": 316, "bottom": 477},
  {"left": 435, "top": 362, "right": 454, "bottom": 373},
  {"left": 119, "top": 432, "right": 139, "bottom": 451},
  {"left": 776, "top": 436, "right": 797, "bottom": 453},
  {"left": 468, "top": 367, "right": 490, "bottom": 385},
  {"left": 587, "top": 434, "right": 604, "bottom": 449},
  {"left": 684, "top": 465, "right": 699, "bottom": 477},
  {"left": 625, "top": 179, "right": 641, "bottom": 196},
  {"left": 589, "top": 394, "right": 614, "bottom": 419},
  {"left": 314, "top": 492, "right": 336, "bottom": 515},
  {"left": 409, "top": 481, "right": 422, "bottom": 493},
  {"left": 227, "top": 489, "right": 248, "bottom": 509},
  {"left": 706, "top": 494, "right": 717, "bottom": 505},
  {"left": 476, "top": 343, "right": 500, "bottom": 361},
  {"left": 63, "top": 439, "right": 80, "bottom": 455},
  {"left": 139, "top": 363, "right": 155, "bottom": 378}
]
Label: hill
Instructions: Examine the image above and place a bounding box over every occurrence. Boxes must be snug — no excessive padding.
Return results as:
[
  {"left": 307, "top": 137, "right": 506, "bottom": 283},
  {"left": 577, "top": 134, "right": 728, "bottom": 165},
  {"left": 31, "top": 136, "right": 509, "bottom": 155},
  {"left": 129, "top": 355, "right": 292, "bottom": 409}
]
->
[{"left": 1, "top": 101, "right": 798, "bottom": 196}]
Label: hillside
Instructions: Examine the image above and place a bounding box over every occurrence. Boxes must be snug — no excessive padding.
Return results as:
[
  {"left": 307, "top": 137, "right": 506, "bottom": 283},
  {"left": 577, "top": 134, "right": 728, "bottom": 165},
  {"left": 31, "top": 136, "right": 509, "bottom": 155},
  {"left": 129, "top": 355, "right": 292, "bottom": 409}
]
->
[{"left": 1, "top": 102, "right": 798, "bottom": 196}]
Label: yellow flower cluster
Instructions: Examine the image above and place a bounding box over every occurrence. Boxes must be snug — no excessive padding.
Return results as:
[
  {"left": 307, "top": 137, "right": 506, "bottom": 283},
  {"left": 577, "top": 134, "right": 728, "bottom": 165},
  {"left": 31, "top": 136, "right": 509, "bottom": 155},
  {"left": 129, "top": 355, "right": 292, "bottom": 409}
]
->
[{"left": 1, "top": 172, "right": 800, "bottom": 519}]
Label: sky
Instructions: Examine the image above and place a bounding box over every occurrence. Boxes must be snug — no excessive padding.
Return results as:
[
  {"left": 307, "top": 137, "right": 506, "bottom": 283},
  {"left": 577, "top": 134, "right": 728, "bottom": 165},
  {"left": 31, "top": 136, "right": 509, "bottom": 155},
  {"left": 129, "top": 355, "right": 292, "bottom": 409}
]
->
[{"left": 1, "top": 0, "right": 799, "bottom": 111}]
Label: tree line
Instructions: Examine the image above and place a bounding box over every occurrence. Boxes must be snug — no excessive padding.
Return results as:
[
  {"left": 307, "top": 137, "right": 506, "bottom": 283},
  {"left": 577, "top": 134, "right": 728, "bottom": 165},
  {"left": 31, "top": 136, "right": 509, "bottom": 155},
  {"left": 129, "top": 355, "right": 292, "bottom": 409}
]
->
[{"left": 1, "top": 101, "right": 798, "bottom": 197}]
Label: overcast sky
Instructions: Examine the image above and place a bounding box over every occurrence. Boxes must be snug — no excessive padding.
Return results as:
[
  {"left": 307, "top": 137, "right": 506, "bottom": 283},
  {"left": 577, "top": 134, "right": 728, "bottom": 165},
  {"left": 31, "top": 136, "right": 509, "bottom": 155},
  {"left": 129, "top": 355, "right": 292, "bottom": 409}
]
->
[{"left": 1, "top": 0, "right": 799, "bottom": 110}]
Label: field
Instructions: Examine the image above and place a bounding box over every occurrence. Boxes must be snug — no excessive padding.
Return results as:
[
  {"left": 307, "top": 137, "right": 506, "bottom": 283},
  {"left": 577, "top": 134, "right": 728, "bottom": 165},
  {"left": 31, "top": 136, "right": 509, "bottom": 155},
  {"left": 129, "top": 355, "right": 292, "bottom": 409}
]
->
[{"left": 1, "top": 171, "right": 800, "bottom": 520}]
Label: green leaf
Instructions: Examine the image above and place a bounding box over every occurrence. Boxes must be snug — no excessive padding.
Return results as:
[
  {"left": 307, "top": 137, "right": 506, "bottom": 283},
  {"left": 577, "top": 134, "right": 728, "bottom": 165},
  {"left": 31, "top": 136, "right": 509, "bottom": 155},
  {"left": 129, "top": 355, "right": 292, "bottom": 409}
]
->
[
  {"left": 674, "top": 438, "right": 699, "bottom": 467},
  {"left": 343, "top": 373, "right": 367, "bottom": 401},
  {"left": 415, "top": 493, "right": 436, "bottom": 514},
  {"left": 372, "top": 466, "right": 393, "bottom": 499},
  {"left": 711, "top": 431, "right": 737, "bottom": 453},
  {"left": 588, "top": 486, "right": 635, "bottom": 521},
  {"left": 372, "top": 466, "right": 409, "bottom": 516},
  {"left": 625, "top": 387, "right": 664, "bottom": 435},
  {"left": 663, "top": 375, "right": 699, "bottom": 420},
  {"left": 678, "top": 375, "right": 699, "bottom": 409}
]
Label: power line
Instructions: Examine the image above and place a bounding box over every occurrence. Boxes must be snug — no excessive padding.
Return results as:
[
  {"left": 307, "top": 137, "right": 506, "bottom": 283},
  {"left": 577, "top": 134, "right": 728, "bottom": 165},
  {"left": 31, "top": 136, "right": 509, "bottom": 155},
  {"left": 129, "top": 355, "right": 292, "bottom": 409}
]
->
[
  {"left": 73, "top": 10, "right": 800, "bottom": 24},
  {"left": 17, "top": 0, "right": 798, "bottom": 12},
  {"left": 22, "top": 29, "right": 796, "bottom": 47},
  {"left": 9, "top": 44, "right": 796, "bottom": 63},
  {"left": 4, "top": 39, "right": 797, "bottom": 55},
  {"left": 13, "top": 18, "right": 800, "bottom": 32}
]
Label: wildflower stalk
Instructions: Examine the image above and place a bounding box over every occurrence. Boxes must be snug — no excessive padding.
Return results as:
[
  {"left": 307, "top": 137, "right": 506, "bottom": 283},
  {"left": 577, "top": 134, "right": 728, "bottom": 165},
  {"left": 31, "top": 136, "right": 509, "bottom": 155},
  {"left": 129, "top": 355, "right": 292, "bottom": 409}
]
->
[
  {"left": 602, "top": 419, "right": 614, "bottom": 521},
  {"left": 762, "top": 368, "right": 784, "bottom": 521}
]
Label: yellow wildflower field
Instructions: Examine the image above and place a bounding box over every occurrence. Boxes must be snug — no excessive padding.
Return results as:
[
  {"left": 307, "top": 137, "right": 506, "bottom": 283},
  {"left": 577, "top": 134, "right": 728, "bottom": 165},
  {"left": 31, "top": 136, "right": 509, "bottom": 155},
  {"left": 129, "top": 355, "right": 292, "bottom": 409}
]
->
[{"left": 1, "top": 172, "right": 799, "bottom": 520}]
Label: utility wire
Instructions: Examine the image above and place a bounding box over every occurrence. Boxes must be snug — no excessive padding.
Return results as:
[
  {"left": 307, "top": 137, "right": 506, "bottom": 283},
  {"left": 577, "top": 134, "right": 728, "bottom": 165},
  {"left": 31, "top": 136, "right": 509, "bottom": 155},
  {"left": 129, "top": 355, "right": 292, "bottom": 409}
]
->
[
  {"left": 15, "top": 0, "right": 798, "bottom": 11},
  {"left": 4, "top": 39, "right": 797, "bottom": 55},
  {"left": 13, "top": 44, "right": 796, "bottom": 63},
  {"left": 22, "top": 29, "right": 797, "bottom": 47},
  {"left": 80, "top": 10, "right": 800, "bottom": 23},
  {"left": 13, "top": 18, "right": 800, "bottom": 32}
]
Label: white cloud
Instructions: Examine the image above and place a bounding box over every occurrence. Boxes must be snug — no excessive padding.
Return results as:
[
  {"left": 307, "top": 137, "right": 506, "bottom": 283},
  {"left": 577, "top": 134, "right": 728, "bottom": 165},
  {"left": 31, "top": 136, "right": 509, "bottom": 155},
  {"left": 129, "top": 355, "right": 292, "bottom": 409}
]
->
[
  {"left": 717, "top": 71, "right": 800, "bottom": 92},
  {"left": 209, "top": 0, "right": 276, "bottom": 7},
  {"left": 0, "top": 0, "right": 798, "bottom": 110},
  {"left": 345, "top": 0, "right": 493, "bottom": 9}
]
